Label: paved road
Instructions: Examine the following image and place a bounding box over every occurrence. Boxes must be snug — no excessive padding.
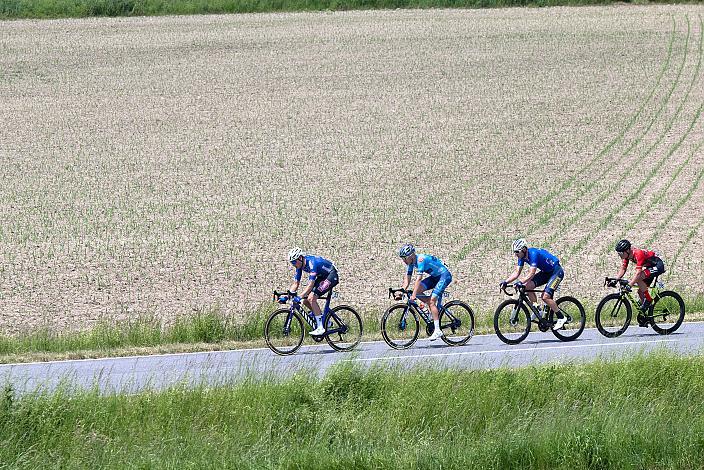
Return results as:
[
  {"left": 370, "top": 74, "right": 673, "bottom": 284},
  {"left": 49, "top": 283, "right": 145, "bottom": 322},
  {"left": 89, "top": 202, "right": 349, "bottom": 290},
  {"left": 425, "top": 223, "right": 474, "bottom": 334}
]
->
[{"left": 1, "top": 323, "right": 702, "bottom": 395}]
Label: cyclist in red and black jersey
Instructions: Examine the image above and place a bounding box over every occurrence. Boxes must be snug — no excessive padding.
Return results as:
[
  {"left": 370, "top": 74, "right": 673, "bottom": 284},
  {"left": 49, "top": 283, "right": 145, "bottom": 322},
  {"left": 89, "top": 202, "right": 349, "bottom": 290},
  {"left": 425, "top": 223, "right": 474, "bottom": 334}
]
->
[{"left": 614, "top": 239, "right": 666, "bottom": 312}]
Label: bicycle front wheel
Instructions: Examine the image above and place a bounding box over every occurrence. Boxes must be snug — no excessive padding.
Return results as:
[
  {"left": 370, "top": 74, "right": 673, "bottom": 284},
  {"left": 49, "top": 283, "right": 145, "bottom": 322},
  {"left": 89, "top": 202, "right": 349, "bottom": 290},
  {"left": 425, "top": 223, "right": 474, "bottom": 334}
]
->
[
  {"left": 494, "top": 299, "right": 530, "bottom": 345},
  {"left": 595, "top": 293, "right": 631, "bottom": 338},
  {"left": 381, "top": 304, "right": 419, "bottom": 349},
  {"left": 264, "top": 308, "right": 304, "bottom": 356},
  {"left": 440, "top": 300, "right": 475, "bottom": 346},
  {"left": 325, "top": 305, "right": 363, "bottom": 352},
  {"left": 650, "top": 291, "right": 685, "bottom": 335},
  {"left": 551, "top": 296, "right": 586, "bottom": 342}
]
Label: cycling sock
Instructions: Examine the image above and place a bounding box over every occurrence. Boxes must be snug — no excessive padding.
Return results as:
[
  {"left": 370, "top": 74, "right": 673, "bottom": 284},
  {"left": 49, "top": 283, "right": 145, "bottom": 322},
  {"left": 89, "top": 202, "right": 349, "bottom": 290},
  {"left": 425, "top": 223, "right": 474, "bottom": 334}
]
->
[
  {"left": 644, "top": 291, "right": 653, "bottom": 302},
  {"left": 315, "top": 315, "right": 323, "bottom": 328},
  {"left": 433, "top": 319, "right": 440, "bottom": 331}
]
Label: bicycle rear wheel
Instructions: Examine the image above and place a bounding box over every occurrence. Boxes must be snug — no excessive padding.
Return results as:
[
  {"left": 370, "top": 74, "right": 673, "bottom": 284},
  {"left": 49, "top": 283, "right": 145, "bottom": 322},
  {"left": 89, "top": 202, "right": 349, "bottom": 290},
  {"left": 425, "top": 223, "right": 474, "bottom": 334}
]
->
[
  {"left": 650, "top": 290, "right": 685, "bottom": 335},
  {"left": 595, "top": 293, "right": 631, "bottom": 338},
  {"left": 264, "top": 308, "right": 304, "bottom": 356},
  {"left": 325, "top": 305, "right": 363, "bottom": 352},
  {"left": 440, "top": 300, "right": 475, "bottom": 346},
  {"left": 494, "top": 299, "right": 530, "bottom": 345},
  {"left": 381, "top": 304, "right": 419, "bottom": 349},
  {"left": 551, "top": 296, "right": 586, "bottom": 342}
]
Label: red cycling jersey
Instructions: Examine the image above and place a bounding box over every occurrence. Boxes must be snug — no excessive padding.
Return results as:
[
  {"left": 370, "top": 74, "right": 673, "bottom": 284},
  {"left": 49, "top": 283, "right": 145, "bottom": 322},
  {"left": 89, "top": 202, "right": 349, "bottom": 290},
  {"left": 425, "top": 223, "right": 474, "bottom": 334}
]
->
[{"left": 622, "top": 248, "right": 657, "bottom": 270}]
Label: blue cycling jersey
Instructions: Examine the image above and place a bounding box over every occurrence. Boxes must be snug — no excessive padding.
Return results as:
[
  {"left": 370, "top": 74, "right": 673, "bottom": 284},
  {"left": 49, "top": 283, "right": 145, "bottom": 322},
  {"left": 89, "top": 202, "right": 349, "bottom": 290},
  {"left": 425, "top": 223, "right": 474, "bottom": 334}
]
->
[
  {"left": 407, "top": 254, "right": 450, "bottom": 277},
  {"left": 517, "top": 248, "right": 560, "bottom": 272},
  {"left": 294, "top": 255, "right": 335, "bottom": 282}
]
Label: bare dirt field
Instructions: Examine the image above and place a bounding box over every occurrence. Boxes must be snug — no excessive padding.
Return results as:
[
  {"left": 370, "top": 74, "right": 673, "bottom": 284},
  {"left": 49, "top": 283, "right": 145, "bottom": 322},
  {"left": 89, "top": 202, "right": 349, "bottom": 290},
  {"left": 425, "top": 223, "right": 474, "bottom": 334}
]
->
[{"left": 1, "top": 5, "right": 703, "bottom": 333}]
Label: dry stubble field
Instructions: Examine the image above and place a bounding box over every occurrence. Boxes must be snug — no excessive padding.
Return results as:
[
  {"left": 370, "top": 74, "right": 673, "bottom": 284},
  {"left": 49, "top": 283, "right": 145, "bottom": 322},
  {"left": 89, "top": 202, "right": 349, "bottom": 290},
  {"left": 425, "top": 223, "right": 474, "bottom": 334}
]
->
[{"left": 1, "top": 5, "right": 703, "bottom": 334}]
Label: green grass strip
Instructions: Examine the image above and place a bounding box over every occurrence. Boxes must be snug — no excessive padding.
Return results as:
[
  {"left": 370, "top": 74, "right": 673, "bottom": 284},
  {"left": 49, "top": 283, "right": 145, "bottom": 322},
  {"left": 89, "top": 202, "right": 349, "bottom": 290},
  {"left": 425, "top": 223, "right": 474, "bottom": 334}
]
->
[
  {"left": 454, "top": 15, "right": 677, "bottom": 262},
  {"left": 0, "top": 0, "right": 700, "bottom": 19},
  {"left": 2, "top": 353, "right": 704, "bottom": 468}
]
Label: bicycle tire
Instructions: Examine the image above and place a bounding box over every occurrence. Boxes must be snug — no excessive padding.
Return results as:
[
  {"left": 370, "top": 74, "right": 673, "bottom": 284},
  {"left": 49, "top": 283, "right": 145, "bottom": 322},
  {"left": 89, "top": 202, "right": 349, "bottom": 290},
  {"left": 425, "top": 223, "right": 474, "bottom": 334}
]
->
[
  {"left": 595, "top": 293, "right": 631, "bottom": 338},
  {"left": 440, "top": 300, "right": 475, "bottom": 346},
  {"left": 381, "top": 304, "right": 419, "bottom": 349},
  {"left": 650, "top": 290, "right": 685, "bottom": 335},
  {"left": 494, "top": 299, "right": 531, "bottom": 345},
  {"left": 264, "top": 308, "right": 305, "bottom": 356},
  {"left": 551, "top": 296, "right": 586, "bottom": 342},
  {"left": 325, "top": 305, "right": 363, "bottom": 352}
]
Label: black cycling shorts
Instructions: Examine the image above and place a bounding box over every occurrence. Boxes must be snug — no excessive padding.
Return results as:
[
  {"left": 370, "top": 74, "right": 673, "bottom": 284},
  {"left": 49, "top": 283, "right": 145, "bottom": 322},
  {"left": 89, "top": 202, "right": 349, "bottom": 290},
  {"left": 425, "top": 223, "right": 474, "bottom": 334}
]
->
[
  {"left": 643, "top": 257, "right": 665, "bottom": 285},
  {"left": 313, "top": 268, "right": 339, "bottom": 297}
]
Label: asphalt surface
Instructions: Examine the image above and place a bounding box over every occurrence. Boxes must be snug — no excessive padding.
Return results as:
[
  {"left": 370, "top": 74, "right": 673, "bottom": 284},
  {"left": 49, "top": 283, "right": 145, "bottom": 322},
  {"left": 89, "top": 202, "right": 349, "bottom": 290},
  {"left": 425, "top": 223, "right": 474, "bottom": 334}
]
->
[{"left": 1, "top": 322, "right": 702, "bottom": 396}]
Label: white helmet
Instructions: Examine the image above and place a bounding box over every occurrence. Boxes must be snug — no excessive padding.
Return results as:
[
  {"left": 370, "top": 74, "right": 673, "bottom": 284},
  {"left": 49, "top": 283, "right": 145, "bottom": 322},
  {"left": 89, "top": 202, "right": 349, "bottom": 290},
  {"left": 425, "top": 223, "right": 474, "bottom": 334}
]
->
[
  {"left": 288, "top": 247, "right": 305, "bottom": 263},
  {"left": 512, "top": 238, "right": 527, "bottom": 252}
]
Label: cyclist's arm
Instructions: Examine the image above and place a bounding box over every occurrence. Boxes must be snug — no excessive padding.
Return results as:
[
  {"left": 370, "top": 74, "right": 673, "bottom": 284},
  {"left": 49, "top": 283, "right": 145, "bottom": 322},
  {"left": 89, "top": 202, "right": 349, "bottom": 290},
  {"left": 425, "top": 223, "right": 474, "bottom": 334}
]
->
[
  {"left": 504, "top": 265, "right": 523, "bottom": 283},
  {"left": 289, "top": 280, "right": 300, "bottom": 294},
  {"left": 401, "top": 274, "right": 412, "bottom": 290},
  {"left": 615, "top": 265, "right": 627, "bottom": 280},
  {"left": 410, "top": 275, "right": 424, "bottom": 300}
]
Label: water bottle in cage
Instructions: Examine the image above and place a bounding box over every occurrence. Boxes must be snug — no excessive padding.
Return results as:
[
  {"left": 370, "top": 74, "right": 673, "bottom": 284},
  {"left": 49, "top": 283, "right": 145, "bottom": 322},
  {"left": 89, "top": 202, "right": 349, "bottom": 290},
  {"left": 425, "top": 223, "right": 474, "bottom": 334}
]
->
[
  {"left": 657, "top": 280, "right": 665, "bottom": 289},
  {"left": 331, "top": 291, "right": 339, "bottom": 300}
]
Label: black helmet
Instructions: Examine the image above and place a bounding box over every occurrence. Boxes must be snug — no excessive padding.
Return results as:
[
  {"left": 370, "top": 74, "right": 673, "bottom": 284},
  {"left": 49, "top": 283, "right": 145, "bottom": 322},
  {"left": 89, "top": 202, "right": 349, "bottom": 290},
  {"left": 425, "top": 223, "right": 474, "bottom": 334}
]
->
[{"left": 615, "top": 239, "right": 631, "bottom": 253}]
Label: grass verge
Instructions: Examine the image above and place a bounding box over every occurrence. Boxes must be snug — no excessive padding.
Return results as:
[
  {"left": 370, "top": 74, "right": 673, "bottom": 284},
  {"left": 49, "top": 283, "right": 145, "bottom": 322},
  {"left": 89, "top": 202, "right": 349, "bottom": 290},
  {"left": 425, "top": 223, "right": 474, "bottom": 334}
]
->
[
  {"left": 0, "top": 0, "right": 700, "bottom": 20},
  {"left": 1, "top": 352, "right": 704, "bottom": 468}
]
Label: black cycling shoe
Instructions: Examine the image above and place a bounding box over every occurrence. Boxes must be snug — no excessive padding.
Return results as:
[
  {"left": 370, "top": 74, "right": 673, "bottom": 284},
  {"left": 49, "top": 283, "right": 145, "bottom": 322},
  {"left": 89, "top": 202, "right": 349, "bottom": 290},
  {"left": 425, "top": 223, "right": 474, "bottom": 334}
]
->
[
  {"left": 636, "top": 314, "right": 650, "bottom": 327},
  {"left": 639, "top": 300, "right": 652, "bottom": 312}
]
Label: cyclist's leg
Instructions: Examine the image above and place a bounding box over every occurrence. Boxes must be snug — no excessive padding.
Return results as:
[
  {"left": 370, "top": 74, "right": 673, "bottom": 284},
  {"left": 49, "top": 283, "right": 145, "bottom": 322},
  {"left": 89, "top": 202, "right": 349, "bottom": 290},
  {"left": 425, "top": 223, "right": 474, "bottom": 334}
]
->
[
  {"left": 428, "top": 274, "right": 451, "bottom": 340},
  {"left": 312, "top": 269, "right": 339, "bottom": 316},
  {"left": 541, "top": 267, "right": 564, "bottom": 314},
  {"left": 428, "top": 274, "right": 451, "bottom": 321},
  {"left": 418, "top": 276, "right": 440, "bottom": 310},
  {"left": 528, "top": 271, "right": 550, "bottom": 305}
]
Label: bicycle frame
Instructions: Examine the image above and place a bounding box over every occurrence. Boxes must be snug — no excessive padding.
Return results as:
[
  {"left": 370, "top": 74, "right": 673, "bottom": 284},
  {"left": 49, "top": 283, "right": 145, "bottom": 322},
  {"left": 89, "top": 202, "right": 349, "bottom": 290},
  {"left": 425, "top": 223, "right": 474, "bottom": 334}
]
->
[
  {"left": 603, "top": 277, "right": 665, "bottom": 319},
  {"left": 388, "top": 288, "right": 451, "bottom": 326},
  {"left": 501, "top": 285, "right": 549, "bottom": 324},
  {"left": 273, "top": 290, "right": 348, "bottom": 337}
]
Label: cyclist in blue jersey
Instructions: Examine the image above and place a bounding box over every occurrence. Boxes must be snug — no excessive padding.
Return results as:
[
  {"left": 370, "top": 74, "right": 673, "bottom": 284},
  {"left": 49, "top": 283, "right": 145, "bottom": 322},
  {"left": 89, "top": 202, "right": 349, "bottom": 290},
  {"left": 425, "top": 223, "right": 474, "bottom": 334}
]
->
[
  {"left": 283, "top": 247, "right": 339, "bottom": 336},
  {"left": 396, "top": 243, "right": 452, "bottom": 341},
  {"left": 500, "top": 239, "right": 567, "bottom": 329}
]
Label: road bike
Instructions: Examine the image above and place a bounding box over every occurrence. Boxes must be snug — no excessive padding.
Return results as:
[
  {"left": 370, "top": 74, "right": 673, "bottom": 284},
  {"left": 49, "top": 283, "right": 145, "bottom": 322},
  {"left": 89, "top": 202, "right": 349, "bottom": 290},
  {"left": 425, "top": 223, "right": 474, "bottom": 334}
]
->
[
  {"left": 264, "top": 289, "right": 362, "bottom": 356},
  {"left": 494, "top": 284, "right": 586, "bottom": 345},
  {"left": 595, "top": 276, "right": 685, "bottom": 338},
  {"left": 380, "top": 288, "right": 475, "bottom": 349}
]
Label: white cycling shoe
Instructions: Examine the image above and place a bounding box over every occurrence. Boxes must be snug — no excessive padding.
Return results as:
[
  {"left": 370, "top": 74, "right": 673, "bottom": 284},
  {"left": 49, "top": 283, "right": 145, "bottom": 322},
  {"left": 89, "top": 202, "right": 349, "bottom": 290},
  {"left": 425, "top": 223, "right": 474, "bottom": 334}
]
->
[
  {"left": 310, "top": 325, "right": 326, "bottom": 336},
  {"left": 553, "top": 315, "right": 567, "bottom": 330},
  {"left": 428, "top": 328, "right": 444, "bottom": 341}
]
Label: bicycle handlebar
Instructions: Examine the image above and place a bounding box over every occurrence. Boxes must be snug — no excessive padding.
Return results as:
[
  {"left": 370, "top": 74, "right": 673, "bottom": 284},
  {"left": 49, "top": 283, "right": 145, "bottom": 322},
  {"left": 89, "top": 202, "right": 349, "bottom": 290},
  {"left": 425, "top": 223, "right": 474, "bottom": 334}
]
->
[
  {"left": 603, "top": 277, "right": 629, "bottom": 288},
  {"left": 389, "top": 288, "right": 412, "bottom": 299},
  {"left": 272, "top": 290, "right": 298, "bottom": 301}
]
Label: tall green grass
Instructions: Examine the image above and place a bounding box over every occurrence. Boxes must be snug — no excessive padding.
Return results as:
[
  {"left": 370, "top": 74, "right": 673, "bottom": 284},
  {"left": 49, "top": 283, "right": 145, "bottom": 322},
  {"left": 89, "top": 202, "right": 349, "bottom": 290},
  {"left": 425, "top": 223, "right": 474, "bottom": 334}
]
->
[
  {"left": 2, "top": 352, "right": 704, "bottom": 468},
  {"left": 0, "top": 0, "right": 695, "bottom": 20}
]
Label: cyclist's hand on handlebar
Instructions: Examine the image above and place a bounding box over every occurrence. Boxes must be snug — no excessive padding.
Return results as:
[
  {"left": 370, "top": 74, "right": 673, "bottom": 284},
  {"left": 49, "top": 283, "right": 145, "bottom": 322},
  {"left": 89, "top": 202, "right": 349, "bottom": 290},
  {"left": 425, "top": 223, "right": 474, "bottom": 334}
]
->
[
  {"left": 513, "top": 281, "right": 524, "bottom": 289},
  {"left": 499, "top": 280, "right": 508, "bottom": 290},
  {"left": 292, "top": 296, "right": 302, "bottom": 303},
  {"left": 278, "top": 295, "right": 289, "bottom": 304},
  {"left": 623, "top": 284, "right": 632, "bottom": 293},
  {"left": 393, "top": 292, "right": 403, "bottom": 301}
]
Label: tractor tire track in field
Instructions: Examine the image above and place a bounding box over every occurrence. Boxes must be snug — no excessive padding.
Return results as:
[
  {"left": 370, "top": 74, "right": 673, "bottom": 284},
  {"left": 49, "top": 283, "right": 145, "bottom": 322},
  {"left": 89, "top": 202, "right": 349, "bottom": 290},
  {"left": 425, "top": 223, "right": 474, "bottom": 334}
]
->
[
  {"left": 539, "top": 14, "right": 694, "bottom": 254},
  {"left": 560, "top": 14, "right": 704, "bottom": 262},
  {"left": 454, "top": 15, "right": 678, "bottom": 262}
]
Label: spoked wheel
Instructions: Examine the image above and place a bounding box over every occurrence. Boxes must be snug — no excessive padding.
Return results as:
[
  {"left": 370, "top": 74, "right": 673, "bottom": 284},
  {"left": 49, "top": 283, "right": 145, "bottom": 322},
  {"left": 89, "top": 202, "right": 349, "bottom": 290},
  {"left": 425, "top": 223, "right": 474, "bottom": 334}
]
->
[
  {"left": 264, "top": 308, "right": 304, "bottom": 356},
  {"left": 494, "top": 299, "right": 531, "bottom": 345},
  {"left": 381, "top": 304, "right": 419, "bottom": 349},
  {"left": 551, "top": 296, "right": 586, "bottom": 342},
  {"left": 595, "top": 293, "right": 631, "bottom": 338},
  {"left": 650, "top": 291, "right": 685, "bottom": 335},
  {"left": 440, "top": 300, "right": 475, "bottom": 346},
  {"left": 325, "top": 305, "right": 363, "bottom": 352}
]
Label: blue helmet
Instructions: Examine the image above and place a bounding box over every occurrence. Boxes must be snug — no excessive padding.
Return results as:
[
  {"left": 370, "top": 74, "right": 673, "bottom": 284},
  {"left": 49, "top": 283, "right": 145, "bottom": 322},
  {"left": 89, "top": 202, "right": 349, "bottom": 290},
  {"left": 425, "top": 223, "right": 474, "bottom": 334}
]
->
[{"left": 398, "top": 243, "right": 415, "bottom": 258}]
